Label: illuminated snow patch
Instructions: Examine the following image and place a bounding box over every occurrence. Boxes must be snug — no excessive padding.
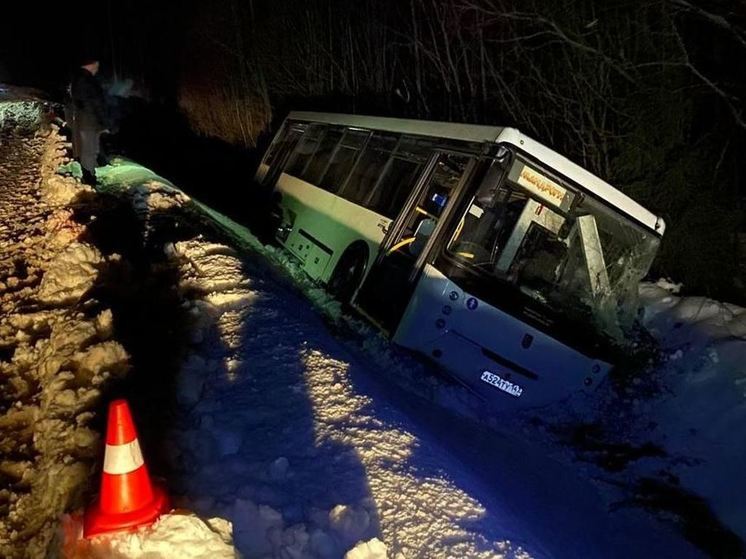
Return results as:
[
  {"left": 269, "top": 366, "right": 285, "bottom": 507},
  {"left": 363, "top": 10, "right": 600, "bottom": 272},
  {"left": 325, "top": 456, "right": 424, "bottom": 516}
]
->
[
  {"left": 37, "top": 243, "right": 102, "bottom": 306},
  {"left": 301, "top": 349, "right": 513, "bottom": 558},
  {"left": 62, "top": 513, "right": 238, "bottom": 558}
]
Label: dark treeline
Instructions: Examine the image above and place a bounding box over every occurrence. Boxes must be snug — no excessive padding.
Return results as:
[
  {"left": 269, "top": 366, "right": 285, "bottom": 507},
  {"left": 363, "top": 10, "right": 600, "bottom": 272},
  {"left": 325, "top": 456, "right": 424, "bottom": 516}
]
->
[{"left": 1, "top": 0, "right": 744, "bottom": 301}]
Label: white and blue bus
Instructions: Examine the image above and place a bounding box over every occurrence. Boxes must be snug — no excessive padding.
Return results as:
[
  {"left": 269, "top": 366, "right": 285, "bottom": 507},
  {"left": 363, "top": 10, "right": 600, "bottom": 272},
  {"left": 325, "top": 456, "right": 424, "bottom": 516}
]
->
[{"left": 255, "top": 111, "right": 665, "bottom": 409}]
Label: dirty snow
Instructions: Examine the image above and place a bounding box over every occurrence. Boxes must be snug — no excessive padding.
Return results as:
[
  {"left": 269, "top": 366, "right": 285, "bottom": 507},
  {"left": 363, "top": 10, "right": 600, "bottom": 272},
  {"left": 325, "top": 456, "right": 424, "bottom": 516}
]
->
[
  {"left": 37, "top": 243, "right": 103, "bottom": 306},
  {"left": 0, "top": 111, "right": 130, "bottom": 557},
  {"left": 42, "top": 174, "right": 94, "bottom": 207}
]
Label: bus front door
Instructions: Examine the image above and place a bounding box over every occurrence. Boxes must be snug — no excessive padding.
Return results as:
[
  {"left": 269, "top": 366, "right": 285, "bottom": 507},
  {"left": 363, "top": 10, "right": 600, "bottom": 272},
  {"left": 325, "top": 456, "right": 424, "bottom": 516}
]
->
[{"left": 354, "top": 152, "right": 474, "bottom": 333}]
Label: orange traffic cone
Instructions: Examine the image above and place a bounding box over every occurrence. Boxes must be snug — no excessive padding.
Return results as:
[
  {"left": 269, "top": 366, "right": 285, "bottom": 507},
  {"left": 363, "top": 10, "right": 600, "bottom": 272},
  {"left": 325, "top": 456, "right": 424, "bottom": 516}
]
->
[{"left": 84, "top": 399, "right": 170, "bottom": 538}]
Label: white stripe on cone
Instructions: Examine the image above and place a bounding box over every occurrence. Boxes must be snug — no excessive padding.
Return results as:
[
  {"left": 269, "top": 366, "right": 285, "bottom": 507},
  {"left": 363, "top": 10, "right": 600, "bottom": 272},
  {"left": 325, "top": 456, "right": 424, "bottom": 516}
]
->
[{"left": 103, "top": 439, "right": 145, "bottom": 475}]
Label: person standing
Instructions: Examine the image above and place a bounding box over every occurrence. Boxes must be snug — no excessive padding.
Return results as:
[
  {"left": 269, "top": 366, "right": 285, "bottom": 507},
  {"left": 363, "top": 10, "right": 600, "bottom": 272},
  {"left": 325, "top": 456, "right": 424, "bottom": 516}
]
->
[{"left": 69, "top": 58, "right": 110, "bottom": 184}]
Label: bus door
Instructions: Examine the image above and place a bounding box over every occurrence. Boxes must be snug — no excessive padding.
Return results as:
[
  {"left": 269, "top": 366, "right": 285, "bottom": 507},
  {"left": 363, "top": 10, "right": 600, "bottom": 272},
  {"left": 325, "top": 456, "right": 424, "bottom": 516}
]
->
[{"left": 354, "top": 151, "right": 476, "bottom": 333}]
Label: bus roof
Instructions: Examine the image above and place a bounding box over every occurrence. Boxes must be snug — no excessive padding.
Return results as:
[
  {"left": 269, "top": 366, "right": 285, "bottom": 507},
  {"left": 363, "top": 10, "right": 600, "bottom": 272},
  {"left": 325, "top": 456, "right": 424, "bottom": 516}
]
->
[
  {"left": 287, "top": 111, "right": 665, "bottom": 235},
  {"left": 289, "top": 111, "right": 504, "bottom": 143}
]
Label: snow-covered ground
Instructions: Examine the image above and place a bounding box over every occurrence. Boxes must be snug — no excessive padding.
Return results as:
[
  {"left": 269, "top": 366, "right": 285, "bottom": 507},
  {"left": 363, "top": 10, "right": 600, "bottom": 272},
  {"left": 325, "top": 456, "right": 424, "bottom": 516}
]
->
[
  {"left": 88, "top": 159, "right": 725, "bottom": 558},
  {"left": 8, "top": 102, "right": 742, "bottom": 558},
  {"left": 0, "top": 109, "right": 130, "bottom": 558},
  {"left": 638, "top": 281, "right": 746, "bottom": 541}
]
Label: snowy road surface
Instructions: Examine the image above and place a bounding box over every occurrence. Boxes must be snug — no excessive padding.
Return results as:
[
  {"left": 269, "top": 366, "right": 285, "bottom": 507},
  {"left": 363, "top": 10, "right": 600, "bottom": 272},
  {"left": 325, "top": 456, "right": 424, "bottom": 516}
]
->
[{"left": 145, "top": 204, "right": 704, "bottom": 557}]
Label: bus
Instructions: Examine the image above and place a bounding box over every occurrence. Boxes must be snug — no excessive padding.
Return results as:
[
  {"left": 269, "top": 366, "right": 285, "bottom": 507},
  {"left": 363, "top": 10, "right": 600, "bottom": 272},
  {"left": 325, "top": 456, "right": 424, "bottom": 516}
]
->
[{"left": 255, "top": 111, "right": 665, "bottom": 409}]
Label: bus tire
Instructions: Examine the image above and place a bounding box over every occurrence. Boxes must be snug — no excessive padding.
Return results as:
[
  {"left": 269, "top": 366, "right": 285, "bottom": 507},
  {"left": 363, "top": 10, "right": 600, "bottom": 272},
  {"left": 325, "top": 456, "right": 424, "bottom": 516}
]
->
[{"left": 327, "top": 243, "right": 368, "bottom": 304}]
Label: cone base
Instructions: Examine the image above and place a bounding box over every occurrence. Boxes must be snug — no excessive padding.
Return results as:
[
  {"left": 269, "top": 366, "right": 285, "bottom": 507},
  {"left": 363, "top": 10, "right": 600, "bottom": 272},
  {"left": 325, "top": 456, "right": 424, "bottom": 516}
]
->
[{"left": 83, "top": 484, "right": 170, "bottom": 538}]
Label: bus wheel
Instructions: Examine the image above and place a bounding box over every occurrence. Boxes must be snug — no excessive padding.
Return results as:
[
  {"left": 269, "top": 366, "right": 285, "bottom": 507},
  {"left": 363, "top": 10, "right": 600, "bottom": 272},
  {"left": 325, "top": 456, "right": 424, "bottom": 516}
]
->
[{"left": 328, "top": 244, "right": 368, "bottom": 304}]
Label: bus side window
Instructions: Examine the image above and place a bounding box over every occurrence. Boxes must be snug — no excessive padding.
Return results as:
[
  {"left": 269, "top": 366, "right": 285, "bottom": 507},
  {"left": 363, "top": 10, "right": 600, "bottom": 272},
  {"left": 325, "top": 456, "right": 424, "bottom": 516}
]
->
[
  {"left": 367, "top": 158, "right": 422, "bottom": 219},
  {"left": 339, "top": 132, "right": 398, "bottom": 207},
  {"left": 321, "top": 129, "right": 370, "bottom": 193},
  {"left": 286, "top": 124, "right": 326, "bottom": 177},
  {"left": 263, "top": 123, "right": 288, "bottom": 167},
  {"left": 366, "top": 136, "right": 433, "bottom": 218},
  {"left": 303, "top": 127, "right": 345, "bottom": 188}
]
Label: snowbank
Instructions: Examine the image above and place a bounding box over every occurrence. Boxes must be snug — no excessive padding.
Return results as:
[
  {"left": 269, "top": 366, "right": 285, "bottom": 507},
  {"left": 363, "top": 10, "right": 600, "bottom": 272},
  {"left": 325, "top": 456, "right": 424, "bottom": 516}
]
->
[
  {"left": 43, "top": 174, "right": 93, "bottom": 207},
  {"left": 130, "top": 180, "right": 191, "bottom": 217},
  {"left": 0, "top": 118, "right": 131, "bottom": 557},
  {"left": 344, "top": 538, "right": 389, "bottom": 559},
  {"left": 640, "top": 280, "right": 746, "bottom": 540}
]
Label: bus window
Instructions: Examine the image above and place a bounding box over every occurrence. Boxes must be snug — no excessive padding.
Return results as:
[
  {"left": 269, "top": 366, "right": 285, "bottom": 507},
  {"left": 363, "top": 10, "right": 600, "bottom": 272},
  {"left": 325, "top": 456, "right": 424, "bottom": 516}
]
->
[
  {"left": 321, "top": 129, "right": 370, "bottom": 192},
  {"left": 261, "top": 122, "right": 307, "bottom": 188},
  {"left": 339, "top": 132, "right": 398, "bottom": 205},
  {"left": 368, "top": 157, "right": 422, "bottom": 218},
  {"left": 304, "top": 127, "right": 345, "bottom": 187},
  {"left": 508, "top": 221, "right": 569, "bottom": 296},
  {"left": 263, "top": 123, "right": 288, "bottom": 167},
  {"left": 286, "top": 124, "right": 326, "bottom": 177},
  {"left": 448, "top": 179, "right": 528, "bottom": 266},
  {"left": 366, "top": 136, "right": 433, "bottom": 218}
]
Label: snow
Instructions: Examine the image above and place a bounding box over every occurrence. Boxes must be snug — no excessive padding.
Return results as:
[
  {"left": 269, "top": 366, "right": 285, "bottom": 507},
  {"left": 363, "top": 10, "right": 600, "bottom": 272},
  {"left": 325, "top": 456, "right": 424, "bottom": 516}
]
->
[
  {"left": 0, "top": 120, "right": 133, "bottom": 557},
  {"left": 344, "top": 538, "right": 389, "bottom": 559},
  {"left": 637, "top": 279, "right": 746, "bottom": 540},
  {"left": 159, "top": 226, "right": 700, "bottom": 559},
  {"left": 0, "top": 98, "right": 44, "bottom": 132},
  {"left": 131, "top": 181, "right": 190, "bottom": 216},
  {"left": 37, "top": 242, "right": 102, "bottom": 306},
  {"left": 160, "top": 233, "right": 539, "bottom": 558},
  {"left": 42, "top": 174, "right": 93, "bottom": 207},
  {"left": 61, "top": 513, "right": 238, "bottom": 558},
  {"left": 90, "top": 159, "right": 724, "bottom": 558}
]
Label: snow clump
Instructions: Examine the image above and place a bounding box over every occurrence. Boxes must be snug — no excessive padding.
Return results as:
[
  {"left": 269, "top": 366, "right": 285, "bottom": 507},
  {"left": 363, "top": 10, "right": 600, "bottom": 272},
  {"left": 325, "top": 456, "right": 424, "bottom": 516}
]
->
[
  {"left": 37, "top": 242, "right": 102, "bottom": 306},
  {"left": 344, "top": 538, "right": 389, "bottom": 559},
  {"left": 61, "top": 513, "right": 239, "bottom": 558}
]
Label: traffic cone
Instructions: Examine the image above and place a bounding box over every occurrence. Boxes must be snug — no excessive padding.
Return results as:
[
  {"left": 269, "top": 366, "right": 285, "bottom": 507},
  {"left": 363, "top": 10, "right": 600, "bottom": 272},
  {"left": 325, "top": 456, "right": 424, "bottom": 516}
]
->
[{"left": 84, "top": 399, "right": 170, "bottom": 538}]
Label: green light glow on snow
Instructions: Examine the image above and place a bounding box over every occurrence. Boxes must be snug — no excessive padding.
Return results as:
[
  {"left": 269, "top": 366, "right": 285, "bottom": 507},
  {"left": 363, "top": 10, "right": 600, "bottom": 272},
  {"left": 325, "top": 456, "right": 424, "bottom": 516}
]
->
[
  {"left": 96, "top": 158, "right": 179, "bottom": 192},
  {"left": 95, "top": 158, "right": 261, "bottom": 250},
  {"left": 57, "top": 160, "right": 83, "bottom": 179}
]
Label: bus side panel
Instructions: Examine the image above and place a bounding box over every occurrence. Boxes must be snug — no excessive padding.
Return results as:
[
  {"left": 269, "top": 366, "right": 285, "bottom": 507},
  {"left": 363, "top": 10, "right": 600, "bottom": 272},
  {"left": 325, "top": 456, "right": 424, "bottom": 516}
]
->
[
  {"left": 275, "top": 172, "right": 391, "bottom": 283},
  {"left": 394, "top": 264, "right": 611, "bottom": 409}
]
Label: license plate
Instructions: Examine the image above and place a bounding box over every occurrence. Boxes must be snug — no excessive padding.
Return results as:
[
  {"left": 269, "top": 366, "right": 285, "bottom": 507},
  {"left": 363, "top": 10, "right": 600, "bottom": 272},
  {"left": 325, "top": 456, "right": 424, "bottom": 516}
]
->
[{"left": 480, "top": 371, "right": 523, "bottom": 398}]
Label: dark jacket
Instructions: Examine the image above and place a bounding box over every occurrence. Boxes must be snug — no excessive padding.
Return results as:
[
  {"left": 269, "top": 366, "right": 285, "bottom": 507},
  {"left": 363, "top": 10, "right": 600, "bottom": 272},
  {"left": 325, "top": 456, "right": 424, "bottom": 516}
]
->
[{"left": 69, "top": 67, "right": 109, "bottom": 133}]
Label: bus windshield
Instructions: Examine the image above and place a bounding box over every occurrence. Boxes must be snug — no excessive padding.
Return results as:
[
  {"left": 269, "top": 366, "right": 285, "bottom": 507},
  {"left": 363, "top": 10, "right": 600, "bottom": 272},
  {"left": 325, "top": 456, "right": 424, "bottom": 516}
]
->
[{"left": 446, "top": 156, "right": 660, "bottom": 344}]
